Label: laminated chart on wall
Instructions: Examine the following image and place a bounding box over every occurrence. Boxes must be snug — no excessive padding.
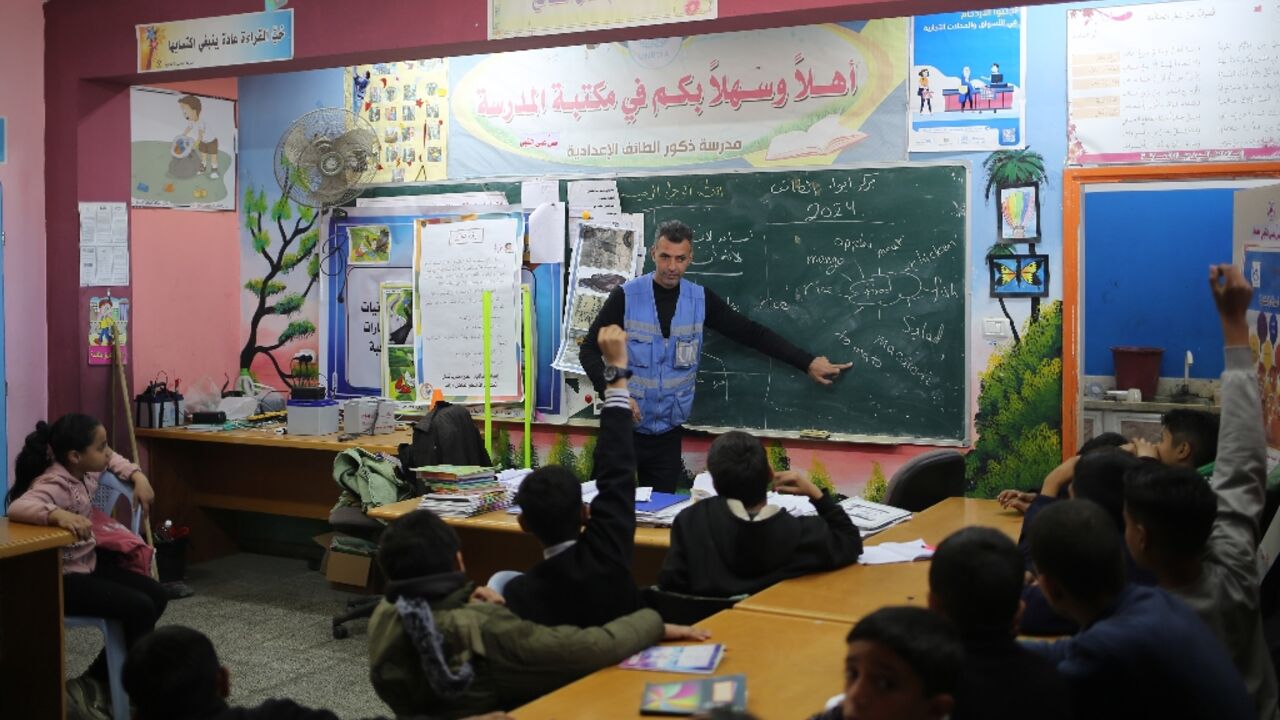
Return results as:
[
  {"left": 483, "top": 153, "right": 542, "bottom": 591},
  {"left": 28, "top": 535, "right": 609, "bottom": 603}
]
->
[
  {"left": 413, "top": 213, "right": 526, "bottom": 403},
  {"left": 1067, "top": 0, "right": 1280, "bottom": 165},
  {"left": 552, "top": 220, "right": 646, "bottom": 376},
  {"left": 130, "top": 86, "right": 238, "bottom": 211},
  {"left": 344, "top": 59, "right": 448, "bottom": 183},
  {"left": 379, "top": 282, "right": 416, "bottom": 401}
]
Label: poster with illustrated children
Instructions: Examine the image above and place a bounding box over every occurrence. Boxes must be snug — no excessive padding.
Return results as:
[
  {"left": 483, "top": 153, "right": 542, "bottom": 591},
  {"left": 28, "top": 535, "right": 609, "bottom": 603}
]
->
[
  {"left": 130, "top": 87, "right": 237, "bottom": 211},
  {"left": 88, "top": 296, "right": 130, "bottom": 366},
  {"left": 344, "top": 60, "right": 448, "bottom": 184}
]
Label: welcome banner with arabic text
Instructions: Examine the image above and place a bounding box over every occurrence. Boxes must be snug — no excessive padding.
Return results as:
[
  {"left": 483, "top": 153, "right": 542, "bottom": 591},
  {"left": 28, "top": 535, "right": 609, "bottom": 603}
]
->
[
  {"left": 490, "top": 0, "right": 717, "bottom": 39},
  {"left": 451, "top": 20, "right": 907, "bottom": 176}
]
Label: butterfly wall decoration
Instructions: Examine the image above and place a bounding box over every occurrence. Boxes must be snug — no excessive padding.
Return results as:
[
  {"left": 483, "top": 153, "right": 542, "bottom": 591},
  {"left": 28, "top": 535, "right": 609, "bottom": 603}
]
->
[{"left": 989, "top": 254, "right": 1049, "bottom": 298}]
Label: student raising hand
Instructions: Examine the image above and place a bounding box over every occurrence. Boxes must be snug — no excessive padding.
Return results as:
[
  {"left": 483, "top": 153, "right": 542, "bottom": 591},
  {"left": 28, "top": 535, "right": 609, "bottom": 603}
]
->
[{"left": 1209, "top": 263, "right": 1251, "bottom": 346}]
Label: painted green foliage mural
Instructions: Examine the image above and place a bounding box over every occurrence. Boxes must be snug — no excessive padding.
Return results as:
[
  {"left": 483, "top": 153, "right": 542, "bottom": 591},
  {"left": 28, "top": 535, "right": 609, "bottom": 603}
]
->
[{"left": 967, "top": 300, "right": 1063, "bottom": 498}]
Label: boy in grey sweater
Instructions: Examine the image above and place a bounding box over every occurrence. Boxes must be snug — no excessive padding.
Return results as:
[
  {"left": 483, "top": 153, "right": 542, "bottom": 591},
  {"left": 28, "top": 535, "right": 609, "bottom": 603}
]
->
[{"left": 1123, "top": 263, "right": 1278, "bottom": 720}]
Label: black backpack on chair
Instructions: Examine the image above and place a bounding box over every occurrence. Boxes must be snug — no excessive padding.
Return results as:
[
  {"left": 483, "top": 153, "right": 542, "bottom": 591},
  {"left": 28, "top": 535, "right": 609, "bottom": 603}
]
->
[{"left": 396, "top": 401, "right": 492, "bottom": 494}]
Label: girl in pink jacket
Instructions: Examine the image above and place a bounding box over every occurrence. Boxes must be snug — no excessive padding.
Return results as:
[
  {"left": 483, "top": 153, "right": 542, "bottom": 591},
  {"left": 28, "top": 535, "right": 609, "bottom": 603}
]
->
[{"left": 7, "top": 414, "right": 168, "bottom": 716}]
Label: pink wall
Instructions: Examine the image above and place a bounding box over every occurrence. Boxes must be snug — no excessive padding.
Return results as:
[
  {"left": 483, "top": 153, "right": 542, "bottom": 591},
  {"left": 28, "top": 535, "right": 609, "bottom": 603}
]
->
[
  {"left": 0, "top": 0, "right": 47, "bottom": 489},
  {"left": 130, "top": 79, "right": 240, "bottom": 404}
]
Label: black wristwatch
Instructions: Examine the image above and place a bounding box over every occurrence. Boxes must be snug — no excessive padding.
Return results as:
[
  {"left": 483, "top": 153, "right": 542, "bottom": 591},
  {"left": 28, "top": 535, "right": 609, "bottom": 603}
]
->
[{"left": 602, "top": 365, "right": 633, "bottom": 383}]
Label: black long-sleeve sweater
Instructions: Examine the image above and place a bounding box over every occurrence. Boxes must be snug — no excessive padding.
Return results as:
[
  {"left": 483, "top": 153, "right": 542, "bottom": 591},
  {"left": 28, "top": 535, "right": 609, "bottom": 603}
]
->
[{"left": 578, "top": 280, "right": 815, "bottom": 394}]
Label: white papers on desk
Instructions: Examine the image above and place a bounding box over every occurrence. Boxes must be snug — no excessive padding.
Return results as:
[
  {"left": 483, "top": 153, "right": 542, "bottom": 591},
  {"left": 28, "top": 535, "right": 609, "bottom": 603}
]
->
[
  {"left": 503, "top": 475, "right": 652, "bottom": 514},
  {"left": 79, "top": 202, "right": 130, "bottom": 286},
  {"left": 858, "top": 539, "right": 934, "bottom": 565},
  {"left": 691, "top": 472, "right": 912, "bottom": 537}
]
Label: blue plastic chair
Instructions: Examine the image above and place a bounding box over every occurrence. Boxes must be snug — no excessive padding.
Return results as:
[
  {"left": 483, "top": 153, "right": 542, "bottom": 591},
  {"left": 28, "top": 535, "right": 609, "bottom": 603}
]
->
[{"left": 65, "top": 471, "right": 139, "bottom": 720}]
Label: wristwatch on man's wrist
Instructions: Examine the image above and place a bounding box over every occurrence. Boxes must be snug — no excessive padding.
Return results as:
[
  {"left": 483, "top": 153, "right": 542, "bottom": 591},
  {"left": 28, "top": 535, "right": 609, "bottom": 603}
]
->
[{"left": 602, "top": 365, "right": 633, "bottom": 383}]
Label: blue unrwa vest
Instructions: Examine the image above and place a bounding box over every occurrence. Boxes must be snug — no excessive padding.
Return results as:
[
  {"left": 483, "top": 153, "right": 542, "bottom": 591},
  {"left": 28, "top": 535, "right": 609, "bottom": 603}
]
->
[{"left": 623, "top": 274, "right": 706, "bottom": 435}]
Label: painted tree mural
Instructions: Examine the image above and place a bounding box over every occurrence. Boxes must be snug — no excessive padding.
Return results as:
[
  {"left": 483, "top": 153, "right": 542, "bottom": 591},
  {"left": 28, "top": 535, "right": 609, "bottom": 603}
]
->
[
  {"left": 966, "top": 300, "right": 1063, "bottom": 498},
  {"left": 240, "top": 184, "right": 321, "bottom": 388}
]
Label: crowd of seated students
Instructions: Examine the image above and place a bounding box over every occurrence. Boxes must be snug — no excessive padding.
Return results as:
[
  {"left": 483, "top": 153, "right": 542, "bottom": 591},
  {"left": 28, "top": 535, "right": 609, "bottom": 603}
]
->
[{"left": 57, "top": 263, "right": 1280, "bottom": 719}]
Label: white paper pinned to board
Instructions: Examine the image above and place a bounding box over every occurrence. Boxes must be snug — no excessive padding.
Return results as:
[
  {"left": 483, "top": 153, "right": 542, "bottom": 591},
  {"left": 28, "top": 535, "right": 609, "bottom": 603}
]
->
[{"left": 528, "top": 202, "right": 566, "bottom": 264}]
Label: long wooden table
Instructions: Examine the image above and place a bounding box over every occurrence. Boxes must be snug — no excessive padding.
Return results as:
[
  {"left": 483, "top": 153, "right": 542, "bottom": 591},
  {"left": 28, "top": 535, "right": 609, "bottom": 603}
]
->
[
  {"left": 138, "top": 426, "right": 411, "bottom": 562},
  {"left": 734, "top": 498, "right": 1022, "bottom": 624},
  {"left": 137, "top": 427, "right": 672, "bottom": 584},
  {"left": 512, "top": 497, "right": 1021, "bottom": 719},
  {"left": 368, "top": 498, "right": 673, "bottom": 586},
  {"left": 512, "top": 608, "right": 848, "bottom": 720},
  {"left": 0, "top": 519, "right": 74, "bottom": 719}
]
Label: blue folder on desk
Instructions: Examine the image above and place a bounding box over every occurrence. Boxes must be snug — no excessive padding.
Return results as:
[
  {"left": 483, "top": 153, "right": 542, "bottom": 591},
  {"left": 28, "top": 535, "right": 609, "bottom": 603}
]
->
[{"left": 636, "top": 492, "right": 687, "bottom": 513}]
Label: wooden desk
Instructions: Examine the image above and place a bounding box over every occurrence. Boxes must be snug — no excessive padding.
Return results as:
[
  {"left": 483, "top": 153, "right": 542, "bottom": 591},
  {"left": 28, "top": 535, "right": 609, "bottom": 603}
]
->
[
  {"left": 735, "top": 498, "right": 1021, "bottom": 624},
  {"left": 368, "top": 499, "right": 673, "bottom": 585},
  {"left": 0, "top": 519, "right": 74, "bottom": 719},
  {"left": 138, "top": 427, "right": 411, "bottom": 561},
  {"left": 513, "top": 608, "right": 847, "bottom": 720}
]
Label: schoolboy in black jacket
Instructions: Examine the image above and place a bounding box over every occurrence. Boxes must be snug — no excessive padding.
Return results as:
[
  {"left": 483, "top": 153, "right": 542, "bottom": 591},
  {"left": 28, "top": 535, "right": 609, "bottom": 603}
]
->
[
  {"left": 658, "top": 431, "right": 862, "bottom": 598},
  {"left": 504, "top": 325, "right": 642, "bottom": 627}
]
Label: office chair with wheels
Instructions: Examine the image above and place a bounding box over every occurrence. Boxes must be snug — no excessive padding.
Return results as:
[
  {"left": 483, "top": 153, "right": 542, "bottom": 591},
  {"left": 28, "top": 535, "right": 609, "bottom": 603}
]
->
[
  {"left": 65, "top": 472, "right": 139, "bottom": 720},
  {"left": 883, "top": 450, "right": 966, "bottom": 512}
]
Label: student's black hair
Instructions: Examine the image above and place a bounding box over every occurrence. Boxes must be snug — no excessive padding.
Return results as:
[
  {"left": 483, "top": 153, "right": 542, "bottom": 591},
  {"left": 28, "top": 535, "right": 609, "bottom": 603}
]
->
[
  {"left": 515, "top": 465, "right": 584, "bottom": 546},
  {"left": 8, "top": 414, "right": 102, "bottom": 505},
  {"left": 1029, "top": 500, "right": 1126, "bottom": 604},
  {"left": 707, "top": 431, "right": 770, "bottom": 508},
  {"left": 929, "top": 527, "right": 1023, "bottom": 637},
  {"left": 846, "top": 606, "right": 963, "bottom": 697},
  {"left": 123, "top": 625, "right": 224, "bottom": 720},
  {"left": 1078, "top": 431, "right": 1127, "bottom": 455},
  {"left": 1161, "top": 408, "right": 1220, "bottom": 467},
  {"left": 656, "top": 220, "right": 694, "bottom": 246},
  {"left": 1123, "top": 461, "right": 1216, "bottom": 559},
  {"left": 377, "top": 509, "right": 462, "bottom": 580},
  {"left": 1072, "top": 447, "right": 1142, "bottom": 531}
]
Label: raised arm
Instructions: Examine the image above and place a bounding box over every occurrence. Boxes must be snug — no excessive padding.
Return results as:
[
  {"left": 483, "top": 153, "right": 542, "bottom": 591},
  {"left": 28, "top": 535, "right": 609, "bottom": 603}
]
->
[
  {"left": 702, "top": 289, "right": 850, "bottom": 385},
  {"left": 580, "top": 326, "right": 638, "bottom": 560},
  {"left": 1206, "top": 264, "right": 1267, "bottom": 551},
  {"left": 578, "top": 288, "right": 626, "bottom": 395}
]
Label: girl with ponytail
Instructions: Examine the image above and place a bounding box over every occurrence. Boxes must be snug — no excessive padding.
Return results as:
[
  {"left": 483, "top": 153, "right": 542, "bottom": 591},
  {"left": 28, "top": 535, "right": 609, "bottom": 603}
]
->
[{"left": 8, "top": 414, "right": 168, "bottom": 716}]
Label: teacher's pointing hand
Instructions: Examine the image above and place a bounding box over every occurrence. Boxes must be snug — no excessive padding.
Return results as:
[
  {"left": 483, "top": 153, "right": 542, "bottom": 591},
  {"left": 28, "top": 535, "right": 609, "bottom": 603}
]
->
[{"left": 808, "top": 356, "right": 852, "bottom": 386}]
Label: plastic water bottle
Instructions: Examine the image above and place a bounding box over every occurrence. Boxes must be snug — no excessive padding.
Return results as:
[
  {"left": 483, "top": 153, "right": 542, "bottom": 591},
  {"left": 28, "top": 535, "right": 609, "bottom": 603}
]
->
[{"left": 235, "top": 369, "right": 255, "bottom": 397}]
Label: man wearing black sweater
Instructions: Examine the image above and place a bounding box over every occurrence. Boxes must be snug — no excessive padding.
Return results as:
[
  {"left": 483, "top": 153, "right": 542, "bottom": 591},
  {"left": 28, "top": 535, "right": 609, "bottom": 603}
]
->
[
  {"left": 657, "top": 430, "right": 862, "bottom": 598},
  {"left": 579, "top": 220, "right": 851, "bottom": 491},
  {"left": 504, "top": 325, "right": 643, "bottom": 627}
]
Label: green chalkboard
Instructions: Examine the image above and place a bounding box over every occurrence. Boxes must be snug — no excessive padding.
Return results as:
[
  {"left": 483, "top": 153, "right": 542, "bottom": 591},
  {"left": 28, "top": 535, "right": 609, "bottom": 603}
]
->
[{"left": 611, "top": 164, "right": 970, "bottom": 443}]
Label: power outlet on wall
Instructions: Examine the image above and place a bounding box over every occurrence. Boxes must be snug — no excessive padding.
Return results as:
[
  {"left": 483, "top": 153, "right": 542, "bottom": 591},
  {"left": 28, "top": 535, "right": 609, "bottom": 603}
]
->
[{"left": 983, "top": 317, "right": 1011, "bottom": 338}]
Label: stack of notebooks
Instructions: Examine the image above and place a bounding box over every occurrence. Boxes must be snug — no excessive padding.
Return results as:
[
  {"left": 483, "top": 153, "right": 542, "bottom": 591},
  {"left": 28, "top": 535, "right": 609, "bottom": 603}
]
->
[{"left": 413, "top": 465, "right": 511, "bottom": 518}]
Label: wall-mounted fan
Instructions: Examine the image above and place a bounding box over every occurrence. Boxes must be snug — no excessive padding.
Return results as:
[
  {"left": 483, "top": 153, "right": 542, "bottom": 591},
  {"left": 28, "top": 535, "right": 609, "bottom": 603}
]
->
[{"left": 273, "top": 107, "right": 380, "bottom": 209}]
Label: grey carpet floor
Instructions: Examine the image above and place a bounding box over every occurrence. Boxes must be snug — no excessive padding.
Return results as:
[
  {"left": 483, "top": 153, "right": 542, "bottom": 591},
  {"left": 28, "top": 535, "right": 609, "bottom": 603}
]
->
[{"left": 66, "top": 553, "right": 389, "bottom": 719}]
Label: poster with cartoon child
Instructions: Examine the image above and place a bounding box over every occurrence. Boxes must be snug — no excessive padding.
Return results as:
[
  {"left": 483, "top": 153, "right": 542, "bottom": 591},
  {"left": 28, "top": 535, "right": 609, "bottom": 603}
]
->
[
  {"left": 88, "top": 296, "right": 130, "bottom": 366},
  {"left": 130, "top": 86, "right": 237, "bottom": 211}
]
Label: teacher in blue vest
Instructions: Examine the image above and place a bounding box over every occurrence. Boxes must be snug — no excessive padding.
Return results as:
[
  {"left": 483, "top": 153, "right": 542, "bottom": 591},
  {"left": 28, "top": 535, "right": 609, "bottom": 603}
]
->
[{"left": 579, "top": 220, "right": 852, "bottom": 492}]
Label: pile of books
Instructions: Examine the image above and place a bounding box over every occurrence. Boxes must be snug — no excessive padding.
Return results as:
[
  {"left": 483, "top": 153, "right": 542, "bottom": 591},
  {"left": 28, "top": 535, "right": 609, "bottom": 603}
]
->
[{"left": 413, "top": 465, "right": 511, "bottom": 518}]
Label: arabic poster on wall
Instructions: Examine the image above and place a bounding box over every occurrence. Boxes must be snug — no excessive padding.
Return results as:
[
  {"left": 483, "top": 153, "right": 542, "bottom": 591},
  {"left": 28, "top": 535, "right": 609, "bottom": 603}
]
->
[
  {"left": 413, "top": 214, "right": 525, "bottom": 402},
  {"left": 450, "top": 19, "right": 907, "bottom": 177},
  {"left": 553, "top": 222, "right": 645, "bottom": 375},
  {"left": 131, "top": 87, "right": 237, "bottom": 211},
  {"left": 1235, "top": 185, "right": 1280, "bottom": 474},
  {"left": 1067, "top": 0, "right": 1280, "bottom": 165},
  {"left": 137, "top": 9, "right": 293, "bottom": 73},
  {"left": 909, "top": 9, "right": 1026, "bottom": 152},
  {"left": 490, "top": 0, "right": 717, "bottom": 40},
  {"left": 88, "top": 296, "right": 130, "bottom": 366},
  {"left": 344, "top": 60, "right": 449, "bottom": 184}
]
